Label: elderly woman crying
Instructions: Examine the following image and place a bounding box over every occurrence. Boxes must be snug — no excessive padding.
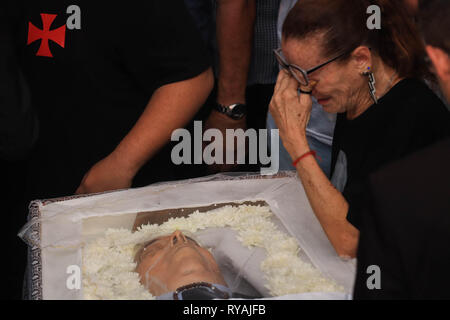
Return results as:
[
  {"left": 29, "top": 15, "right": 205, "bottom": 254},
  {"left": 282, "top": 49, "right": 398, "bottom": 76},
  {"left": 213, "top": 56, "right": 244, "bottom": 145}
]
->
[{"left": 270, "top": 0, "right": 450, "bottom": 258}]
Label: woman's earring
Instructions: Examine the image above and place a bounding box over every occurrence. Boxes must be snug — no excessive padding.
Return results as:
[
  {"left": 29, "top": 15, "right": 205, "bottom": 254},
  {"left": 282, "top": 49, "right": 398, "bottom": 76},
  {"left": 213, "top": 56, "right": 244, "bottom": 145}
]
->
[{"left": 362, "top": 67, "right": 378, "bottom": 104}]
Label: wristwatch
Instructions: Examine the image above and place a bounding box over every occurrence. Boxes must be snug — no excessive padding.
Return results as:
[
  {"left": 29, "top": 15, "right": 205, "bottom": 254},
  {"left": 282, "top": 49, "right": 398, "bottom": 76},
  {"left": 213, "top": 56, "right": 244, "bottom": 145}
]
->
[{"left": 213, "top": 102, "right": 247, "bottom": 120}]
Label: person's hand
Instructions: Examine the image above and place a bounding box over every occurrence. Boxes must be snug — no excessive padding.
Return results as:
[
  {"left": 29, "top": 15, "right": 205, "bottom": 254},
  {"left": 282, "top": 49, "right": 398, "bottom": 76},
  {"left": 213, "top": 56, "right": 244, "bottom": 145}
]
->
[
  {"left": 203, "top": 109, "right": 247, "bottom": 173},
  {"left": 75, "top": 151, "right": 134, "bottom": 195},
  {"left": 269, "top": 70, "right": 316, "bottom": 160}
]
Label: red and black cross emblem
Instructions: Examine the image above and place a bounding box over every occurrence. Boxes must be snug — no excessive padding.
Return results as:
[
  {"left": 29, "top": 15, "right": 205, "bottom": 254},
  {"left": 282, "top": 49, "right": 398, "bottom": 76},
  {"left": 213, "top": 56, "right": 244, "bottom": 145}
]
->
[{"left": 27, "top": 13, "right": 66, "bottom": 58}]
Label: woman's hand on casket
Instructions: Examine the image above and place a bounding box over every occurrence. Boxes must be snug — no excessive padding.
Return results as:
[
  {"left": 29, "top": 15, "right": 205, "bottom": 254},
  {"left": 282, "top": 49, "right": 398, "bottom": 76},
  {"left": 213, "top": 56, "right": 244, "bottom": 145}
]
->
[
  {"left": 269, "top": 70, "right": 316, "bottom": 160},
  {"left": 75, "top": 151, "right": 133, "bottom": 195}
]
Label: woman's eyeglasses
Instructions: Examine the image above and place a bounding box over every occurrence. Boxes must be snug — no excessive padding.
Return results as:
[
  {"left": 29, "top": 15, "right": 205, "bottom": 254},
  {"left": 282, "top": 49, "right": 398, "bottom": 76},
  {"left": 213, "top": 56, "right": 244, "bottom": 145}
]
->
[{"left": 273, "top": 48, "right": 349, "bottom": 86}]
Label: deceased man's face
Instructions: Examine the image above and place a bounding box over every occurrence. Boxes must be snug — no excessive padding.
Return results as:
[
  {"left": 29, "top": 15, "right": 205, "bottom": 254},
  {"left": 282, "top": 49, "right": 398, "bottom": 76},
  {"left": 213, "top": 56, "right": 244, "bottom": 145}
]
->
[{"left": 135, "top": 231, "right": 227, "bottom": 296}]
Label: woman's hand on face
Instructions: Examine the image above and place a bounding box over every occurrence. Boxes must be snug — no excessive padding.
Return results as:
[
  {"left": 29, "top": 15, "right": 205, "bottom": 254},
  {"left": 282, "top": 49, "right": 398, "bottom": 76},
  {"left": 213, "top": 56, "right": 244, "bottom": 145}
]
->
[{"left": 269, "top": 70, "right": 316, "bottom": 160}]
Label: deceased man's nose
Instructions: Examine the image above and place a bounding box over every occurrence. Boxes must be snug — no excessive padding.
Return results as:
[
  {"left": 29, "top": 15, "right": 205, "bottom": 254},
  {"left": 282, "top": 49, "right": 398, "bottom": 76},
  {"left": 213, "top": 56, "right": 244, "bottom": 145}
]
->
[{"left": 170, "top": 230, "right": 187, "bottom": 246}]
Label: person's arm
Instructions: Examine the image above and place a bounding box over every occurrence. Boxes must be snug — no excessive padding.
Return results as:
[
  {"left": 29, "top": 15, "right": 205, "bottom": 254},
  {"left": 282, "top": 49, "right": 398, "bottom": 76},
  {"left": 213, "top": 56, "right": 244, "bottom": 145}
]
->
[
  {"left": 292, "top": 145, "right": 359, "bottom": 258},
  {"left": 75, "top": 68, "right": 213, "bottom": 194},
  {"left": 204, "top": 0, "right": 256, "bottom": 172},
  {"left": 269, "top": 70, "right": 359, "bottom": 258},
  {"left": 216, "top": 0, "right": 256, "bottom": 106}
]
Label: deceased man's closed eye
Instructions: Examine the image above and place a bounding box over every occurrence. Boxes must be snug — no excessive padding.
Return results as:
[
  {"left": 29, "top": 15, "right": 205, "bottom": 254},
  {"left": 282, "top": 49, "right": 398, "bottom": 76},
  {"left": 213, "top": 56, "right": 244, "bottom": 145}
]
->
[{"left": 134, "top": 230, "right": 236, "bottom": 299}]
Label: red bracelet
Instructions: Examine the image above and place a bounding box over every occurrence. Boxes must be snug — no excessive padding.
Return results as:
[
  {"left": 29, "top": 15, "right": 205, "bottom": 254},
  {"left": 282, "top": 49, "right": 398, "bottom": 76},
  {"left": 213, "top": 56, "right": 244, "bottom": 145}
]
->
[{"left": 292, "top": 150, "right": 317, "bottom": 167}]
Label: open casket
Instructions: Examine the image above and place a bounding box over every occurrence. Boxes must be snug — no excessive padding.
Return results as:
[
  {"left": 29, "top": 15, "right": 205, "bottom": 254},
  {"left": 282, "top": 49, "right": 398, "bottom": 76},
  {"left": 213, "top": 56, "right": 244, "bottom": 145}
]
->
[{"left": 19, "top": 172, "right": 355, "bottom": 300}]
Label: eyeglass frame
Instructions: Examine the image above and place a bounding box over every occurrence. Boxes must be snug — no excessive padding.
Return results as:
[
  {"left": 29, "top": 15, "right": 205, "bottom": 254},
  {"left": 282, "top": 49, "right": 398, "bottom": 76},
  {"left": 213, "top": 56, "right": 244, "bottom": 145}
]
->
[
  {"left": 135, "top": 234, "right": 201, "bottom": 264},
  {"left": 273, "top": 48, "right": 351, "bottom": 87}
]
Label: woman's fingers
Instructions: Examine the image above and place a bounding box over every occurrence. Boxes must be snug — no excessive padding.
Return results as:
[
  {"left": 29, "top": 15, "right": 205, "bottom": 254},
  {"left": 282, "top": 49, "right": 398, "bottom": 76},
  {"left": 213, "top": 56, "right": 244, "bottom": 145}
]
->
[
  {"left": 297, "top": 78, "right": 317, "bottom": 95},
  {"left": 274, "top": 69, "right": 290, "bottom": 95},
  {"left": 279, "top": 71, "right": 298, "bottom": 95},
  {"left": 273, "top": 74, "right": 301, "bottom": 113},
  {"left": 283, "top": 71, "right": 300, "bottom": 93},
  {"left": 271, "top": 70, "right": 315, "bottom": 128},
  {"left": 272, "top": 71, "right": 298, "bottom": 114}
]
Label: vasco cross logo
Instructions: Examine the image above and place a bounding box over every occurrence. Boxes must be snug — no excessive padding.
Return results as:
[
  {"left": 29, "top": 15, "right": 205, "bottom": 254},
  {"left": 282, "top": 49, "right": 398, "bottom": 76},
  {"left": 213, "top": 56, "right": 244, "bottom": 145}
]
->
[
  {"left": 27, "top": 13, "right": 66, "bottom": 58},
  {"left": 27, "top": 5, "right": 81, "bottom": 58}
]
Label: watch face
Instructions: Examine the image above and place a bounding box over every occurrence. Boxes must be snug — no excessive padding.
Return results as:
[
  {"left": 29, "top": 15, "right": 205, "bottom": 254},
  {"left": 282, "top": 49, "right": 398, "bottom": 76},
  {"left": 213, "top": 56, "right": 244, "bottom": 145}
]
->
[
  {"left": 229, "top": 104, "right": 247, "bottom": 120},
  {"left": 214, "top": 103, "right": 247, "bottom": 120}
]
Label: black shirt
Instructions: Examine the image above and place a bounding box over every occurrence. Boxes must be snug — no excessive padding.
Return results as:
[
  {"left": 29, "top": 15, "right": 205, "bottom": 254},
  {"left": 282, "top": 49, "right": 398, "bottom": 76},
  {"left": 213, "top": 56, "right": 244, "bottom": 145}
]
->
[
  {"left": 0, "top": 6, "right": 38, "bottom": 161},
  {"left": 354, "top": 138, "right": 450, "bottom": 299},
  {"left": 5, "top": 0, "right": 210, "bottom": 199},
  {"left": 330, "top": 78, "right": 450, "bottom": 229}
]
